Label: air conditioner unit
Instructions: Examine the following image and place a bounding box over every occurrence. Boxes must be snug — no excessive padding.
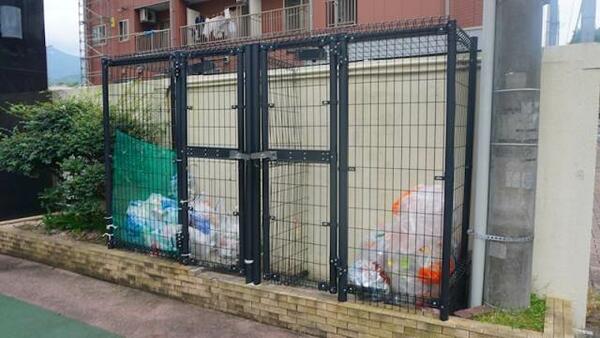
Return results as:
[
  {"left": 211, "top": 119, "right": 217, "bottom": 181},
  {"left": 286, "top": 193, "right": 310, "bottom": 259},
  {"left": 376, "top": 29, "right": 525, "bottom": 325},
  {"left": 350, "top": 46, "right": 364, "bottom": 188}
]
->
[{"left": 139, "top": 8, "right": 156, "bottom": 23}]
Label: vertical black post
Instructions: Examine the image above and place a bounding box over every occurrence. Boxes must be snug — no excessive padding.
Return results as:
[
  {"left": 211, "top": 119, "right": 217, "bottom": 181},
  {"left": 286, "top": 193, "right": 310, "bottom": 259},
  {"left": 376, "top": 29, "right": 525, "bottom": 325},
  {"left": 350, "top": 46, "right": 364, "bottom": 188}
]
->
[
  {"left": 243, "top": 44, "right": 262, "bottom": 284},
  {"left": 242, "top": 45, "right": 253, "bottom": 284},
  {"left": 328, "top": 39, "right": 339, "bottom": 293},
  {"left": 260, "top": 45, "right": 271, "bottom": 279},
  {"left": 249, "top": 44, "right": 262, "bottom": 285},
  {"left": 175, "top": 52, "right": 190, "bottom": 264},
  {"left": 460, "top": 37, "right": 478, "bottom": 266},
  {"left": 440, "top": 21, "right": 457, "bottom": 321},
  {"left": 337, "top": 37, "right": 349, "bottom": 302},
  {"left": 101, "top": 58, "right": 114, "bottom": 249},
  {"left": 237, "top": 49, "right": 247, "bottom": 275}
]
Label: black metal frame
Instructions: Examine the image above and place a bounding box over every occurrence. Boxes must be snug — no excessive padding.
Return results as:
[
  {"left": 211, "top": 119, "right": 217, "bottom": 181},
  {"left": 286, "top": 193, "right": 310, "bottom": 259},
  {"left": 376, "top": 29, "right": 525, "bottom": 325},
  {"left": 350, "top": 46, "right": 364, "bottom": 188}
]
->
[{"left": 102, "top": 19, "right": 478, "bottom": 321}]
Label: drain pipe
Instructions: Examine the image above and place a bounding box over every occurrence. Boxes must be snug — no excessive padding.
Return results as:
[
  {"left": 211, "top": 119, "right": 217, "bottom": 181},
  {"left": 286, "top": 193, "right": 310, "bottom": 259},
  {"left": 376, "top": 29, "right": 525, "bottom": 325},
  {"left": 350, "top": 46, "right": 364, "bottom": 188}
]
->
[
  {"left": 483, "top": 0, "right": 544, "bottom": 309},
  {"left": 469, "top": 0, "right": 496, "bottom": 308}
]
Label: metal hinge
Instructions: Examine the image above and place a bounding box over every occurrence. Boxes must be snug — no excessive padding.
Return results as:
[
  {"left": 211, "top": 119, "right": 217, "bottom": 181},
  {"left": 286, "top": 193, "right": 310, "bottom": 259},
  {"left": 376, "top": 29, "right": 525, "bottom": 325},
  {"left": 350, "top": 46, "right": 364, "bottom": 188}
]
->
[{"left": 330, "top": 257, "right": 347, "bottom": 277}]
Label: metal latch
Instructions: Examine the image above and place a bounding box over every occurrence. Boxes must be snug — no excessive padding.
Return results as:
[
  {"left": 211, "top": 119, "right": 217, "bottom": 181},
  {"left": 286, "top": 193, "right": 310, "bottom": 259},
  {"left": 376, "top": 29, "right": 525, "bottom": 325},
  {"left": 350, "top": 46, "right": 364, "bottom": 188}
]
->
[
  {"left": 229, "top": 151, "right": 277, "bottom": 161},
  {"left": 250, "top": 151, "right": 277, "bottom": 160},
  {"left": 229, "top": 150, "right": 250, "bottom": 160}
]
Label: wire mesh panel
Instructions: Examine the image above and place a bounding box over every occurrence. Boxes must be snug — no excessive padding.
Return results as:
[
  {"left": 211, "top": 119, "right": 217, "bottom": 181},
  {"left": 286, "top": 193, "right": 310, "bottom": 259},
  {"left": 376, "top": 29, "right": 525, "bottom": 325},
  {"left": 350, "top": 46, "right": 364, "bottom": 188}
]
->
[
  {"left": 102, "top": 19, "right": 477, "bottom": 320},
  {"left": 263, "top": 43, "right": 334, "bottom": 289},
  {"left": 105, "top": 57, "right": 180, "bottom": 258},
  {"left": 345, "top": 31, "right": 451, "bottom": 310},
  {"left": 185, "top": 51, "right": 242, "bottom": 272}
]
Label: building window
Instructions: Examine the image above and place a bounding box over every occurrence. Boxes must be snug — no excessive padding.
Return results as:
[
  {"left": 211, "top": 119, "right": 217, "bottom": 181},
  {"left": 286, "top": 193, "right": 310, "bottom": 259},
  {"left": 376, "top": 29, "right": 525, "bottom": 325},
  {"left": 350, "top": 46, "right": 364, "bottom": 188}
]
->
[
  {"left": 118, "top": 20, "right": 129, "bottom": 42},
  {"left": 0, "top": 6, "right": 23, "bottom": 39},
  {"left": 284, "top": 0, "right": 309, "bottom": 32},
  {"left": 326, "top": 0, "right": 357, "bottom": 27},
  {"left": 92, "top": 24, "right": 107, "bottom": 45}
]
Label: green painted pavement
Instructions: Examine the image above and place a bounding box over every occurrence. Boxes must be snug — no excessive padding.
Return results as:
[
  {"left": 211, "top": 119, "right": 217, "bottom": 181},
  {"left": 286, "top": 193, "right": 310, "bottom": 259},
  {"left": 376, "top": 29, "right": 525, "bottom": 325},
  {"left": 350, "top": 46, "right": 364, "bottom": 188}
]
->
[{"left": 0, "top": 294, "right": 120, "bottom": 338}]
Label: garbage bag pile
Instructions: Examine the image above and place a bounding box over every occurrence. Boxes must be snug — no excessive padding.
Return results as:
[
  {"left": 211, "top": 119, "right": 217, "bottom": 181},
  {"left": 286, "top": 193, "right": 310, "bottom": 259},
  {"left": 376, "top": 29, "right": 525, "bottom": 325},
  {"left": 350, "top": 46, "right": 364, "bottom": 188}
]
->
[
  {"left": 125, "top": 193, "right": 180, "bottom": 253},
  {"left": 188, "top": 194, "right": 239, "bottom": 262},
  {"left": 348, "top": 184, "right": 456, "bottom": 302},
  {"left": 124, "top": 191, "right": 239, "bottom": 261}
]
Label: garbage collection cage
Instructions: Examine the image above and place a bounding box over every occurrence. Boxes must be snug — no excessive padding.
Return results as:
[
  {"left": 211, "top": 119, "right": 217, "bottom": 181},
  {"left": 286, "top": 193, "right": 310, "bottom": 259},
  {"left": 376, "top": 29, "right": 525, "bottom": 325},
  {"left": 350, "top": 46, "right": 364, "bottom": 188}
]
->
[{"left": 102, "top": 18, "right": 477, "bottom": 320}]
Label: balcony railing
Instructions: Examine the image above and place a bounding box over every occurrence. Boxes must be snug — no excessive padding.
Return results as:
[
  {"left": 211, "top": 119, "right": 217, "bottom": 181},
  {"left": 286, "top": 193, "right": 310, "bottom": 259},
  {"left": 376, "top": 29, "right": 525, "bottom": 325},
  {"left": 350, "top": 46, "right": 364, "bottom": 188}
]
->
[
  {"left": 181, "top": 4, "right": 310, "bottom": 47},
  {"left": 134, "top": 29, "right": 171, "bottom": 53},
  {"left": 326, "top": 0, "right": 357, "bottom": 27}
]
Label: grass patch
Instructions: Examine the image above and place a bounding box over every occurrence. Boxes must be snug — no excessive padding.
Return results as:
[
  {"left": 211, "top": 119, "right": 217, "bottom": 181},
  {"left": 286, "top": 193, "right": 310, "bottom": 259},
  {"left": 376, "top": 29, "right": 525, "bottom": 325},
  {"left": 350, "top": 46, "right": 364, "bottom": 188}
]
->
[{"left": 473, "top": 294, "right": 546, "bottom": 332}]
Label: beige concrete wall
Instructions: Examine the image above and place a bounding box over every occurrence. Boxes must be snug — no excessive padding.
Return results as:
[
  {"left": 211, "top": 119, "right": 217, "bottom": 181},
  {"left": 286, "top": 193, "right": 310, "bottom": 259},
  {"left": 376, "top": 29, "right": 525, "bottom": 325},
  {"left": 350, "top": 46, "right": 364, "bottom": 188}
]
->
[{"left": 532, "top": 43, "right": 600, "bottom": 329}]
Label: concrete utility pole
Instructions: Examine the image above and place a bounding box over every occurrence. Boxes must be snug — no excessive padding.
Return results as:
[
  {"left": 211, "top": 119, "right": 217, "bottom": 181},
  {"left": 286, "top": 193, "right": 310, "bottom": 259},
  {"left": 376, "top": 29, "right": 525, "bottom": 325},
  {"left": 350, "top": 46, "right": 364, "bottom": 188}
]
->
[
  {"left": 581, "top": 0, "right": 597, "bottom": 42},
  {"left": 483, "top": 0, "right": 544, "bottom": 309},
  {"left": 546, "top": 0, "right": 559, "bottom": 46},
  {"left": 249, "top": 0, "right": 262, "bottom": 37}
]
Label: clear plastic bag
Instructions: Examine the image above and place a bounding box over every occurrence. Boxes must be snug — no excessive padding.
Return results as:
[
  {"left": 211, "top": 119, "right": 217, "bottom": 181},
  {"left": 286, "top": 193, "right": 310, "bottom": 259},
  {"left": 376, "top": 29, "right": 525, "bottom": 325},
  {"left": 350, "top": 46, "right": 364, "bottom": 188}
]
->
[
  {"left": 348, "top": 184, "right": 451, "bottom": 301},
  {"left": 215, "top": 213, "right": 239, "bottom": 260}
]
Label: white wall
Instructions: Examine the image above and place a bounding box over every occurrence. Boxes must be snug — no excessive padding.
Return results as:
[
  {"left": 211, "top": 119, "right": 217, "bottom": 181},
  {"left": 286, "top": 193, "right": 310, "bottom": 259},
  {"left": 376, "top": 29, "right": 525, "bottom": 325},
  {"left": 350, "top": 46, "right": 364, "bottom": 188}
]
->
[{"left": 532, "top": 43, "right": 600, "bottom": 329}]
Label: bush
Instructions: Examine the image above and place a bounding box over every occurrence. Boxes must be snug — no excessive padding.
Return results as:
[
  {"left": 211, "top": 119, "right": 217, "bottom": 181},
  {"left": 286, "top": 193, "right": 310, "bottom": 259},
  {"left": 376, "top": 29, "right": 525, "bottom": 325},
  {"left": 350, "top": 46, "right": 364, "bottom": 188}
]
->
[
  {"left": 0, "top": 98, "right": 106, "bottom": 231},
  {"left": 0, "top": 96, "right": 151, "bottom": 232}
]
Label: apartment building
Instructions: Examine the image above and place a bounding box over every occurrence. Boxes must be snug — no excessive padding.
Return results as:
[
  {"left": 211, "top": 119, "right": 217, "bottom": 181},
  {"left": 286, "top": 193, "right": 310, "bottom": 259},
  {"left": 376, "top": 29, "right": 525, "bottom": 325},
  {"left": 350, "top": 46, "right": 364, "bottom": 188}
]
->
[{"left": 81, "top": 0, "right": 482, "bottom": 84}]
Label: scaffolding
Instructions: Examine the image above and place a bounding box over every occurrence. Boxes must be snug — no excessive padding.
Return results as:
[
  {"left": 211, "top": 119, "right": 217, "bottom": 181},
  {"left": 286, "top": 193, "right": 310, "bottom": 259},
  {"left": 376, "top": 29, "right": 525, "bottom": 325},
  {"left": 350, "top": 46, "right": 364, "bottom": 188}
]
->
[{"left": 79, "top": 0, "right": 110, "bottom": 86}]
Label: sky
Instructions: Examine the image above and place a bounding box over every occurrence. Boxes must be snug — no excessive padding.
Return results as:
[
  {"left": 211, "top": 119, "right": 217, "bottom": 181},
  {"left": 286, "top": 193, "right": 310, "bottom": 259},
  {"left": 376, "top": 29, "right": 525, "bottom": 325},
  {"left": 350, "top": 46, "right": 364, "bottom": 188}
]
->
[
  {"left": 43, "top": 0, "right": 598, "bottom": 57},
  {"left": 44, "top": 0, "right": 80, "bottom": 55}
]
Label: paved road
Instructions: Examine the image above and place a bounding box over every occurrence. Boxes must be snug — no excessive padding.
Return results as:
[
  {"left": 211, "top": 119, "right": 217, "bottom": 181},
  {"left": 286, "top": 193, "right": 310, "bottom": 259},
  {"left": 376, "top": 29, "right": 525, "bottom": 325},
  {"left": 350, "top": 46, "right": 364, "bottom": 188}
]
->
[{"left": 0, "top": 254, "right": 303, "bottom": 338}]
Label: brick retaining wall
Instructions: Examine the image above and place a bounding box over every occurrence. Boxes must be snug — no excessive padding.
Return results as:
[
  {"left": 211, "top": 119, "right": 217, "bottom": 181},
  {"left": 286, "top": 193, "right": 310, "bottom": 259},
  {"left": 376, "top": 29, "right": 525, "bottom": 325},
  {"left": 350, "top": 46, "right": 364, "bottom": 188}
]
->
[{"left": 0, "top": 220, "right": 573, "bottom": 338}]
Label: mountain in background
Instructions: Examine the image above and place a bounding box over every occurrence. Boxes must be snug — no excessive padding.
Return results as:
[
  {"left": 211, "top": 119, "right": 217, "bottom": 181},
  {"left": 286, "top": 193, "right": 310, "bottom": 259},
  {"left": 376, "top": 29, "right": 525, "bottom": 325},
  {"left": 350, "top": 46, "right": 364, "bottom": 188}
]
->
[{"left": 46, "top": 46, "right": 81, "bottom": 86}]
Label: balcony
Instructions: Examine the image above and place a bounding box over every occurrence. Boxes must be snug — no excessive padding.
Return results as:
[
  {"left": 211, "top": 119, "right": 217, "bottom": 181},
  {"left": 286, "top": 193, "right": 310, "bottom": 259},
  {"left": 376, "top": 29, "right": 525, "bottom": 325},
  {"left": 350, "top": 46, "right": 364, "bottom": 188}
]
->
[
  {"left": 181, "top": 4, "right": 310, "bottom": 47},
  {"left": 134, "top": 29, "right": 171, "bottom": 53}
]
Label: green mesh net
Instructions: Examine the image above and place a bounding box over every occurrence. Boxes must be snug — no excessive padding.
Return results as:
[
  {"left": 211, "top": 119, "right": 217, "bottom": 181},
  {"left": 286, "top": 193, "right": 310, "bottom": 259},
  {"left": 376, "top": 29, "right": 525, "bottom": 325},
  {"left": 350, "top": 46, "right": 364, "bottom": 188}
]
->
[{"left": 111, "top": 130, "right": 180, "bottom": 255}]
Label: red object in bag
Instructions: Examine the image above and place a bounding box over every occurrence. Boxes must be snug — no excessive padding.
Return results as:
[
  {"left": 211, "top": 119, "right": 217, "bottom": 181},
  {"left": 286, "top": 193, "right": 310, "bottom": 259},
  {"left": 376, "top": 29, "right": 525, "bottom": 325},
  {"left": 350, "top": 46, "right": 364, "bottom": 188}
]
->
[{"left": 417, "top": 258, "right": 456, "bottom": 285}]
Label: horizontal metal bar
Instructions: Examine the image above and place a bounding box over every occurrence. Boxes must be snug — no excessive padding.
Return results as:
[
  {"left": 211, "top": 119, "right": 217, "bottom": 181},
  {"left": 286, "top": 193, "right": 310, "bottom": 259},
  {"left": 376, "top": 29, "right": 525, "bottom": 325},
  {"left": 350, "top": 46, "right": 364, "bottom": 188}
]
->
[
  {"left": 491, "top": 142, "right": 538, "bottom": 147},
  {"left": 347, "top": 25, "right": 448, "bottom": 43},
  {"left": 265, "top": 37, "right": 331, "bottom": 50},
  {"left": 107, "top": 52, "right": 173, "bottom": 66},
  {"left": 272, "top": 149, "right": 334, "bottom": 163},
  {"left": 186, "top": 47, "right": 241, "bottom": 59},
  {"left": 186, "top": 146, "right": 242, "bottom": 160},
  {"left": 468, "top": 229, "right": 534, "bottom": 243},
  {"left": 494, "top": 88, "right": 541, "bottom": 93}
]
